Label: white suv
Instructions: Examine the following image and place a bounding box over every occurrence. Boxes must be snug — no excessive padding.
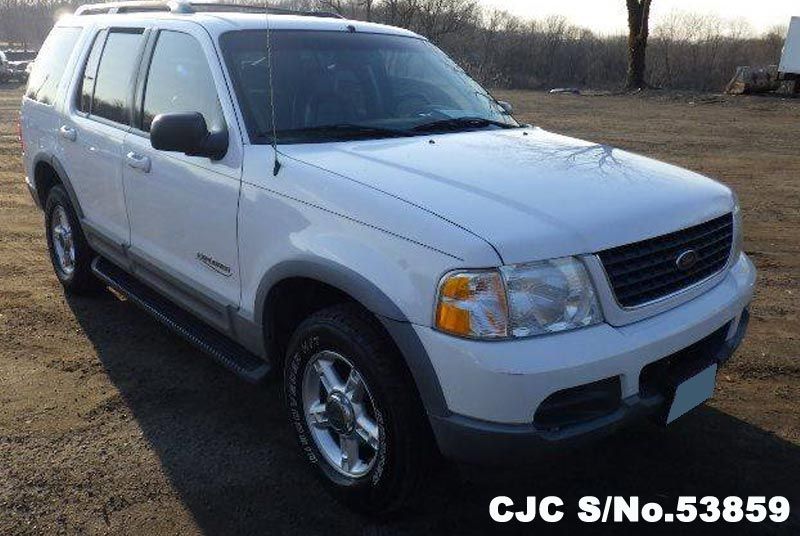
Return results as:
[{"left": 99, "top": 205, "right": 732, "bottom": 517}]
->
[{"left": 20, "top": 1, "right": 755, "bottom": 512}]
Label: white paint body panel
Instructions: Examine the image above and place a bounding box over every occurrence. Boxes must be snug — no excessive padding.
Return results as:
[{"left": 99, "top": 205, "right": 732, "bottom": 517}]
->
[
  {"left": 62, "top": 115, "right": 131, "bottom": 244},
  {"left": 281, "top": 128, "right": 735, "bottom": 265},
  {"left": 780, "top": 17, "right": 800, "bottom": 75},
  {"left": 238, "top": 147, "right": 500, "bottom": 326}
]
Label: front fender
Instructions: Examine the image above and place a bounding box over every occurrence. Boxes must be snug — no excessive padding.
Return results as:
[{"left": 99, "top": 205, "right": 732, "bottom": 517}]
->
[
  {"left": 252, "top": 255, "right": 449, "bottom": 417},
  {"left": 253, "top": 256, "right": 408, "bottom": 327}
]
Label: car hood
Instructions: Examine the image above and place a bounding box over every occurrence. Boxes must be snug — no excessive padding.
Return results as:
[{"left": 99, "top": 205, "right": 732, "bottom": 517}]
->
[{"left": 281, "top": 127, "right": 734, "bottom": 264}]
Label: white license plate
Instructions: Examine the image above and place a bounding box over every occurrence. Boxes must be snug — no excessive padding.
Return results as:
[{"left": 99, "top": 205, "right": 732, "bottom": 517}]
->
[{"left": 666, "top": 364, "right": 718, "bottom": 424}]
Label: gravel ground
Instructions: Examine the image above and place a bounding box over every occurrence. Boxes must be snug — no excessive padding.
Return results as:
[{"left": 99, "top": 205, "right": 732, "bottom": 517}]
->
[{"left": 1, "top": 84, "right": 798, "bottom": 535}]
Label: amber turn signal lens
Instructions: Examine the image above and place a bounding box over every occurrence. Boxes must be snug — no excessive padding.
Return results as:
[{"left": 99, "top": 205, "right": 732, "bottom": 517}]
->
[{"left": 435, "top": 270, "right": 509, "bottom": 339}]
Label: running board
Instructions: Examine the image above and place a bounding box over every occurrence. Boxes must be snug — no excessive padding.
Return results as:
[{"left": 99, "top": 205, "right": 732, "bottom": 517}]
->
[{"left": 92, "top": 257, "right": 270, "bottom": 383}]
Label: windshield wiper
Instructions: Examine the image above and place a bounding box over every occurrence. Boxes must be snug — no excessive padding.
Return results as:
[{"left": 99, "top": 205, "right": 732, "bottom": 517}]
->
[
  {"left": 263, "top": 124, "right": 414, "bottom": 141},
  {"left": 411, "top": 117, "right": 517, "bottom": 133}
]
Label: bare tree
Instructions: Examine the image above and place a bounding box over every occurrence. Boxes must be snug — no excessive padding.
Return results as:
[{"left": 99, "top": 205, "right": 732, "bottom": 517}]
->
[
  {"left": 0, "top": 0, "right": 786, "bottom": 93},
  {"left": 361, "top": 0, "right": 374, "bottom": 21},
  {"left": 625, "top": 0, "right": 652, "bottom": 89}
]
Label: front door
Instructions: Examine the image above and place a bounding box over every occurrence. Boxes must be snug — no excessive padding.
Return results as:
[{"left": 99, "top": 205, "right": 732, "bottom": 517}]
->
[{"left": 121, "top": 24, "right": 244, "bottom": 330}]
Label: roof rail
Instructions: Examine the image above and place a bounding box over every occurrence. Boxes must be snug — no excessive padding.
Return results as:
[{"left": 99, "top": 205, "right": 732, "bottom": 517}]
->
[{"left": 74, "top": 1, "right": 345, "bottom": 18}]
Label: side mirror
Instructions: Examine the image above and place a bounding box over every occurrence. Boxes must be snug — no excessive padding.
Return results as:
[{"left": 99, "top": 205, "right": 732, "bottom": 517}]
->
[
  {"left": 498, "top": 100, "right": 514, "bottom": 115},
  {"left": 150, "top": 112, "right": 228, "bottom": 160}
]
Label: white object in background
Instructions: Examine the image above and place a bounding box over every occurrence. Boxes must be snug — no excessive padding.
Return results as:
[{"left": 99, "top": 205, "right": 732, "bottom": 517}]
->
[{"left": 779, "top": 17, "right": 800, "bottom": 75}]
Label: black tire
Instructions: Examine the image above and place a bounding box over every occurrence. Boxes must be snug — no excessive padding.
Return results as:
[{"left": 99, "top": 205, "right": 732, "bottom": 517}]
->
[
  {"left": 44, "top": 185, "right": 99, "bottom": 294},
  {"left": 284, "top": 303, "right": 435, "bottom": 514}
]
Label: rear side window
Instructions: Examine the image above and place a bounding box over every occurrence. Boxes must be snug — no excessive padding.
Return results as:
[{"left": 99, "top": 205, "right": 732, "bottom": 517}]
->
[
  {"left": 77, "top": 30, "right": 107, "bottom": 114},
  {"left": 91, "top": 29, "right": 145, "bottom": 125},
  {"left": 141, "top": 31, "right": 223, "bottom": 132},
  {"left": 25, "top": 27, "right": 82, "bottom": 105}
]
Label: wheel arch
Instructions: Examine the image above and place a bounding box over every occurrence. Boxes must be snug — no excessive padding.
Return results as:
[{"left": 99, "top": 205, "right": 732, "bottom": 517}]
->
[
  {"left": 32, "top": 153, "right": 83, "bottom": 218},
  {"left": 255, "top": 258, "right": 408, "bottom": 328},
  {"left": 255, "top": 259, "right": 448, "bottom": 417}
]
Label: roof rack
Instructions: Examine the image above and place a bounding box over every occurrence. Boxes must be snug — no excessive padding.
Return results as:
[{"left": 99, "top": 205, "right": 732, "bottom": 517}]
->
[{"left": 74, "top": 1, "right": 345, "bottom": 18}]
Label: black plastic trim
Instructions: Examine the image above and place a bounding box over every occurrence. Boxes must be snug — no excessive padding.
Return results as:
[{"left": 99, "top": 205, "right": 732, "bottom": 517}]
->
[
  {"left": 92, "top": 256, "right": 270, "bottom": 382},
  {"left": 380, "top": 317, "right": 448, "bottom": 418},
  {"left": 430, "top": 393, "right": 663, "bottom": 465}
]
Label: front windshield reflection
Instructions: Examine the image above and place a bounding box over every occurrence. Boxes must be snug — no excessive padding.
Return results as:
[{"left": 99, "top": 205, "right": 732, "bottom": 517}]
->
[{"left": 220, "top": 30, "right": 519, "bottom": 143}]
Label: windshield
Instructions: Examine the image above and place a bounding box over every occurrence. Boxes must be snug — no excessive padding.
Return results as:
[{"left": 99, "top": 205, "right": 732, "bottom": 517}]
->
[{"left": 220, "top": 30, "right": 518, "bottom": 144}]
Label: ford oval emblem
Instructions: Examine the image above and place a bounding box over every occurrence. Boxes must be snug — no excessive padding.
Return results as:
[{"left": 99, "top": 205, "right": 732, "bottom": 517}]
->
[{"left": 676, "top": 249, "right": 699, "bottom": 271}]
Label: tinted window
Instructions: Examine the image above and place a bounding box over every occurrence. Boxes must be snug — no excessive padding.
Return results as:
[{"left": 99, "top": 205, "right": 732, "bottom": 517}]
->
[
  {"left": 92, "top": 30, "right": 144, "bottom": 125},
  {"left": 220, "top": 30, "right": 516, "bottom": 144},
  {"left": 142, "top": 31, "right": 223, "bottom": 132},
  {"left": 25, "top": 27, "right": 82, "bottom": 105},
  {"left": 77, "top": 31, "right": 107, "bottom": 114}
]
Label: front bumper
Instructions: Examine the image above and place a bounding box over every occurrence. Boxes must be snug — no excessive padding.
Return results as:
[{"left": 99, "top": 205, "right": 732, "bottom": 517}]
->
[{"left": 416, "top": 253, "right": 756, "bottom": 464}]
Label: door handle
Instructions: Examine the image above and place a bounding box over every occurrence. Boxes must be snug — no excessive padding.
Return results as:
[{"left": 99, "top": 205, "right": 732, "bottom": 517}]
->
[
  {"left": 58, "top": 125, "right": 77, "bottom": 142},
  {"left": 125, "top": 152, "right": 151, "bottom": 173}
]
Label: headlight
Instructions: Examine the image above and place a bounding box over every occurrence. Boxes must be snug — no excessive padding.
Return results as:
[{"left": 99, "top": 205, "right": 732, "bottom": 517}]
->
[
  {"left": 501, "top": 258, "right": 603, "bottom": 337},
  {"left": 435, "top": 257, "right": 603, "bottom": 340}
]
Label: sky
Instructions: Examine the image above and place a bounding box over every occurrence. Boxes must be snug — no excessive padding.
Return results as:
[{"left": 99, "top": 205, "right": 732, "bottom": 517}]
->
[{"left": 479, "top": 0, "right": 797, "bottom": 35}]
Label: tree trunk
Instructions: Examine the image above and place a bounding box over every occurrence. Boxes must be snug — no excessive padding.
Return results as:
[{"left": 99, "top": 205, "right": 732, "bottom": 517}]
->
[
  {"left": 364, "top": 0, "right": 373, "bottom": 22},
  {"left": 626, "top": 0, "right": 652, "bottom": 90}
]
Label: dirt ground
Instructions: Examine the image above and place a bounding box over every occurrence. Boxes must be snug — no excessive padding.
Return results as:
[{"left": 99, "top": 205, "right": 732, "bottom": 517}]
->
[{"left": 0, "top": 84, "right": 798, "bottom": 535}]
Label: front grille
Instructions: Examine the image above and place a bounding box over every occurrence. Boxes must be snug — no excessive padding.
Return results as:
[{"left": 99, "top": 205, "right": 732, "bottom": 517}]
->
[{"left": 599, "top": 214, "right": 734, "bottom": 308}]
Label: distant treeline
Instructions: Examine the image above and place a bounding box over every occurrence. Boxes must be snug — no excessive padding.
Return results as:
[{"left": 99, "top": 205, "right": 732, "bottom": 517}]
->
[{"left": 0, "top": 0, "right": 788, "bottom": 91}]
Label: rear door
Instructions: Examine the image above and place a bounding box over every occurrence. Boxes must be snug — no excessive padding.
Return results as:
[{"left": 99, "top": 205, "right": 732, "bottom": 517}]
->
[
  {"left": 58, "top": 27, "right": 148, "bottom": 252},
  {"left": 121, "top": 22, "right": 244, "bottom": 327}
]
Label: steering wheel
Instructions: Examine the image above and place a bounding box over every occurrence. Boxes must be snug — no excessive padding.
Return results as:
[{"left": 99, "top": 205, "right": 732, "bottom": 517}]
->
[
  {"left": 411, "top": 104, "right": 450, "bottom": 119},
  {"left": 394, "top": 93, "right": 432, "bottom": 117}
]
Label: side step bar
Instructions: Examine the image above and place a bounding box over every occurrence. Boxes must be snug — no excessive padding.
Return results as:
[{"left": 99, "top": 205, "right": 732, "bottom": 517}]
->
[{"left": 92, "top": 257, "right": 270, "bottom": 383}]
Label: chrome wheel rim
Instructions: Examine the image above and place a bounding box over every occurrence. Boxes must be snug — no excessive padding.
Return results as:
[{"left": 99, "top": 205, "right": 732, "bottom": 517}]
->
[
  {"left": 51, "top": 206, "right": 75, "bottom": 277},
  {"left": 302, "top": 351, "right": 381, "bottom": 478}
]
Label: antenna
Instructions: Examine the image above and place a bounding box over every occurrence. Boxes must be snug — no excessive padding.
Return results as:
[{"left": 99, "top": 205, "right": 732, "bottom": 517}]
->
[{"left": 264, "top": 0, "right": 281, "bottom": 176}]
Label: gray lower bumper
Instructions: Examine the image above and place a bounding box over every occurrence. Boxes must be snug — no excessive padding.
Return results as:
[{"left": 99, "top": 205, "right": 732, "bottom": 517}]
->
[
  {"left": 430, "top": 393, "right": 663, "bottom": 465},
  {"left": 430, "top": 308, "right": 750, "bottom": 465}
]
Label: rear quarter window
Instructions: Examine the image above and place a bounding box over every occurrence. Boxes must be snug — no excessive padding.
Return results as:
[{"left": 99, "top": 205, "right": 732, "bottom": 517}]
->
[
  {"left": 25, "top": 27, "right": 82, "bottom": 105},
  {"left": 77, "top": 30, "right": 108, "bottom": 114}
]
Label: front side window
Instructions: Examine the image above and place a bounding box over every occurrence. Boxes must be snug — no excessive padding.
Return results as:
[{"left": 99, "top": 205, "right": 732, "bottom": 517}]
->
[
  {"left": 141, "top": 31, "right": 223, "bottom": 132},
  {"left": 220, "top": 30, "right": 517, "bottom": 144},
  {"left": 91, "top": 29, "right": 145, "bottom": 125},
  {"left": 25, "top": 27, "right": 82, "bottom": 105}
]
